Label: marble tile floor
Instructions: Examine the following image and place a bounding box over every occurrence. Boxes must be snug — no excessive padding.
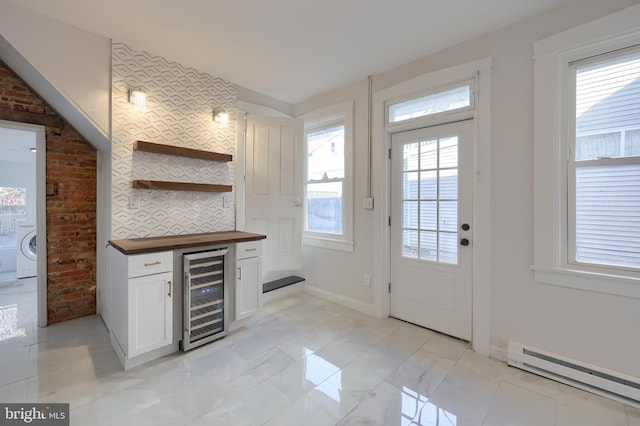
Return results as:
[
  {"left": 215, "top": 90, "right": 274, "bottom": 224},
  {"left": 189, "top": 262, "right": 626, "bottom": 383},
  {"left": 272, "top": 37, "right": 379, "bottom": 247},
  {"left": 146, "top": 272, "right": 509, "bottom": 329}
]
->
[
  {"left": 0, "top": 276, "right": 37, "bottom": 341},
  {"left": 0, "top": 290, "right": 638, "bottom": 425}
]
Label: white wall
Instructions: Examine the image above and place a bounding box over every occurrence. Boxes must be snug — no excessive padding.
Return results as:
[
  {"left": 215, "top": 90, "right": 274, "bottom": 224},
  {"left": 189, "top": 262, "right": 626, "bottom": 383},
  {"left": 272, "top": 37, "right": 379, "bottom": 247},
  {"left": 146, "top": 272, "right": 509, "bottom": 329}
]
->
[
  {"left": 0, "top": 1, "right": 111, "bottom": 137},
  {"left": 295, "top": 79, "right": 378, "bottom": 313},
  {"left": 295, "top": 0, "right": 640, "bottom": 378}
]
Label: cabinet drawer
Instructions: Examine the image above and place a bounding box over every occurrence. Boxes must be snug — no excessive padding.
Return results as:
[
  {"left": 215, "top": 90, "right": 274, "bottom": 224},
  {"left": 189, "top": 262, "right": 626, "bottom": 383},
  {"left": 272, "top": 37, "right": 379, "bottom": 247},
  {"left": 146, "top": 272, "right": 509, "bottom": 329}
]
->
[
  {"left": 128, "top": 251, "right": 173, "bottom": 278},
  {"left": 236, "top": 240, "right": 263, "bottom": 260}
]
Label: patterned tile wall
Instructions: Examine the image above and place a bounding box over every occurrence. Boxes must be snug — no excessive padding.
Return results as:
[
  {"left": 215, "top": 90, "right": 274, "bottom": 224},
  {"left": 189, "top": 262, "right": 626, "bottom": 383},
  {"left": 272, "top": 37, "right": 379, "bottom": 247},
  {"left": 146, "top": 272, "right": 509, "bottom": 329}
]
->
[{"left": 112, "top": 43, "right": 237, "bottom": 238}]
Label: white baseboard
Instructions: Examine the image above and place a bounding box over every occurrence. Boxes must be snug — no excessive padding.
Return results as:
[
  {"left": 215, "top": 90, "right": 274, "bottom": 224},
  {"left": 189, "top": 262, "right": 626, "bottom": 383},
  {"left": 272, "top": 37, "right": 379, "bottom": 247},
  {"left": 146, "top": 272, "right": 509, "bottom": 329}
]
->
[
  {"left": 262, "top": 281, "right": 305, "bottom": 304},
  {"left": 304, "top": 285, "right": 379, "bottom": 317},
  {"left": 490, "top": 344, "right": 508, "bottom": 363}
]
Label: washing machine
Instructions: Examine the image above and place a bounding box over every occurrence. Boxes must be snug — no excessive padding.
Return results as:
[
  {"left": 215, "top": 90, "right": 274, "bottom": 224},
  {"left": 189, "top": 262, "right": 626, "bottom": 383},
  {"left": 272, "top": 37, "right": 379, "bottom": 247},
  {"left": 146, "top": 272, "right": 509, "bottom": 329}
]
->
[{"left": 17, "top": 219, "right": 37, "bottom": 278}]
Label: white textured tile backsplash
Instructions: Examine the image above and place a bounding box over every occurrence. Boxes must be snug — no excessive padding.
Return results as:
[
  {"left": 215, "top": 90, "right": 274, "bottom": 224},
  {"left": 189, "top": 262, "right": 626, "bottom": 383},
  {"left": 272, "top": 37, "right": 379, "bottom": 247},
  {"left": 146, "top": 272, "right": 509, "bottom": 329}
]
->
[{"left": 111, "top": 43, "right": 236, "bottom": 239}]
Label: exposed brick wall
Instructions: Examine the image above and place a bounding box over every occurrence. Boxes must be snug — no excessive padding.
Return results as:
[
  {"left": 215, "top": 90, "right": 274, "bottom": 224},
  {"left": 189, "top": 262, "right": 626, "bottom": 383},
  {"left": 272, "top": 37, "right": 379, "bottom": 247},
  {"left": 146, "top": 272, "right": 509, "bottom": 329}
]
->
[{"left": 0, "top": 60, "right": 97, "bottom": 324}]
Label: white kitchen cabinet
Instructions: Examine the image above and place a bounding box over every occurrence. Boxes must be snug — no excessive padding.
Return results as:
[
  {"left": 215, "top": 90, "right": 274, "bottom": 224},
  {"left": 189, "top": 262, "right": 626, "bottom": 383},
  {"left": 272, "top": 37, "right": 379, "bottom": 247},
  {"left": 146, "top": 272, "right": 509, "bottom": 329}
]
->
[
  {"left": 128, "top": 270, "right": 173, "bottom": 358},
  {"left": 109, "top": 248, "right": 176, "bottom": 369},
  {"left": 235, "top": 240, "right": 263, "bottom": 320}
]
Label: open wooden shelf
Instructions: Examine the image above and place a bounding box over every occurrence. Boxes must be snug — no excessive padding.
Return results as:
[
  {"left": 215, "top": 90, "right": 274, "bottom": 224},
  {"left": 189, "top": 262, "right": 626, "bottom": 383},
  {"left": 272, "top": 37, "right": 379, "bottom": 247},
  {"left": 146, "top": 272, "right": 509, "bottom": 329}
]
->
[
  {"left": 133, "top": 140, "right": 232, "bottom": 162},
  {"left": 132, "top": 180, "right": 232, "bottom": 193}
]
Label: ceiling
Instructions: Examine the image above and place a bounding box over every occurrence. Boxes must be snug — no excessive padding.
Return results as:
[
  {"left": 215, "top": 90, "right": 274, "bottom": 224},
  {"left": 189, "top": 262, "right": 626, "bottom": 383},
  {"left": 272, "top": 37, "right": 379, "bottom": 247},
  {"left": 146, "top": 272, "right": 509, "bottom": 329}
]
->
[{"left": 4, "top": 0, "right": 574, "bottom": 104}]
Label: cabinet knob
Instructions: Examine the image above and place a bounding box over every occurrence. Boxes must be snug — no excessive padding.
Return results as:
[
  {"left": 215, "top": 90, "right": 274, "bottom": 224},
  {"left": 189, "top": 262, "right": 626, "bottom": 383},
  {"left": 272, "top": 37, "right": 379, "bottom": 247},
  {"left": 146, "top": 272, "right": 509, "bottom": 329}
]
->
[{"left": 168, "top": 280, "right": 172, "bottom": 297}]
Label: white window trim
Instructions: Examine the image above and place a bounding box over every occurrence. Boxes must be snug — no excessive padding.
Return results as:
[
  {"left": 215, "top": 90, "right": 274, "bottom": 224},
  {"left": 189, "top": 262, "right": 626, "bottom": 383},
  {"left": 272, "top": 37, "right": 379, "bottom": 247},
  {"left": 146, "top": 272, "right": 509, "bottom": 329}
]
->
[
  {"left": 533, "top": 3, "right": 640, "bottom": 299},
  {"left": 301, "top": 101, "right": 355, "bottom": 252}
]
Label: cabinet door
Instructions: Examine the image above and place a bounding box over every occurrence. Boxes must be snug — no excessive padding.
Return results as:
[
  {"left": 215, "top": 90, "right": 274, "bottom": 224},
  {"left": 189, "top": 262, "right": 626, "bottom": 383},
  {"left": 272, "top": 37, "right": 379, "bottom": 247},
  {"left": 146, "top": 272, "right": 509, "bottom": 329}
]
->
[
  {"left": 236, "top": 257, "right": 261, "bottom": 320},
  {"left": 128, "top": 271, "right": 173, "bottom": 358}
]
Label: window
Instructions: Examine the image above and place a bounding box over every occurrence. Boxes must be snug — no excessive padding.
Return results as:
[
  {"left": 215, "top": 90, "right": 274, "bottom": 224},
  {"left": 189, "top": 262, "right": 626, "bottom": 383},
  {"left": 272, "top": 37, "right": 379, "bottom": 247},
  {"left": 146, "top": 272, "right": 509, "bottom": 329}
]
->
[
  {"left": 533, "top": 5, "right": 640, "bottom": 298},
  {"left": 303, "top": 102, "right": 354, "bottom": 251},
  {"left": 570, "top": 49, "right": 640, "bottom": 270},
  {"left": 387, "top": 81, "right": 473, "bottom": 124},
  {"left": 306, "top": 124, "right": 345, "bottom": 235}
]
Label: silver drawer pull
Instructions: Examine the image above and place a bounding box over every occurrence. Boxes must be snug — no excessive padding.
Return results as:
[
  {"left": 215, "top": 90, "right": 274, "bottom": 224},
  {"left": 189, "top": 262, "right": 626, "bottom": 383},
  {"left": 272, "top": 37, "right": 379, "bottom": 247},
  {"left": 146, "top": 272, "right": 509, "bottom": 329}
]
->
[
  {"left": 144, "top": 261, "right": 161, "bottom": 267},
  {"left": 245, "top": 248, "right": 257, "bottom": 252}
]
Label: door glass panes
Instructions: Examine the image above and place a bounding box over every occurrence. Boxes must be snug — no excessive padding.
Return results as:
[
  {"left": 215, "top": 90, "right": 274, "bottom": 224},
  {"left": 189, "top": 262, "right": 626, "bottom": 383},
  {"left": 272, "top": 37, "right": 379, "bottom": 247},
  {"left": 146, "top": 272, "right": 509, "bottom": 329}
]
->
[
  {"left": 401, "top": 137, "right": 459, "bottom": 264},
  {"left": 420, "top": 171, "right": 437, "bottom": 198},
  {"left": 389, "top": 84, "right": 472, "bottom": 123},
  {"left": 420, "top": 231, "right": 437, "bottom": 262}
]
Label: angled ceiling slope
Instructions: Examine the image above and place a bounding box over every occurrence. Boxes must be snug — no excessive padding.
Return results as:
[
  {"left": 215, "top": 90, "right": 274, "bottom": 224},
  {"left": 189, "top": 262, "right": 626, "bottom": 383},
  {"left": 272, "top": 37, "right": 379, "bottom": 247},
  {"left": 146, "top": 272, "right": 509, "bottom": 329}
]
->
[{"left": 0, "top": 34, "right": 110, "bottom": 152}]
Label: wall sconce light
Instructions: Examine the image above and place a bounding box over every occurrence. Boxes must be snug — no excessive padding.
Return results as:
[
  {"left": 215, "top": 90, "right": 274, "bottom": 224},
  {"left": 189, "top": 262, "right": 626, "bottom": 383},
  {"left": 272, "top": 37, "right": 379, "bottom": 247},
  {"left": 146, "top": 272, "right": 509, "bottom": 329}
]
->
[
  {"left": 214, "top": 110, "right": 229, "bottom": 128},
  {"left": 128, "top": 88, "right": 147, "bottom": 112}
]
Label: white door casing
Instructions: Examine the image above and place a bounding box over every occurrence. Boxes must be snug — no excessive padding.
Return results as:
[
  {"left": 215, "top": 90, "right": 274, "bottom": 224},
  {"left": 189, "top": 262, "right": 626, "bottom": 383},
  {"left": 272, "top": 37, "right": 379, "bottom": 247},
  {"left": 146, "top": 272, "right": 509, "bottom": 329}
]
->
[
  {"left": 390, "top": 120, "right": 474, "bottom": 340},
  {"left": 244, "top": 116, "right": 304, "bottom": 280}
]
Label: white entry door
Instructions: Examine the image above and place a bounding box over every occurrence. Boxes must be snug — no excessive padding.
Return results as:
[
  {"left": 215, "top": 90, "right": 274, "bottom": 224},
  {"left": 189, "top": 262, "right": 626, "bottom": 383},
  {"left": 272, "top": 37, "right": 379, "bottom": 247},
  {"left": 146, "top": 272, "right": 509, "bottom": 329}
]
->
[
  {"left": 390, "top": 120, "right": 474, "bottom": 340},
  {"left": 245, "top": 116, "right": 304, "bottom": 278}
]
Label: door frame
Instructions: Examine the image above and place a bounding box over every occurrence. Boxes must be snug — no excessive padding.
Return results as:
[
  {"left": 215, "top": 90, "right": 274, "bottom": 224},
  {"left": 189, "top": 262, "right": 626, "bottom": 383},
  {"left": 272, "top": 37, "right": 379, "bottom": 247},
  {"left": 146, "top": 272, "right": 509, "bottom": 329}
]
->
[
  {"left": 371, "top": 58, "right": 492, "bottom": 355},
  {"left": 0, "top": 119, "right": 47, "bottom": 327}
]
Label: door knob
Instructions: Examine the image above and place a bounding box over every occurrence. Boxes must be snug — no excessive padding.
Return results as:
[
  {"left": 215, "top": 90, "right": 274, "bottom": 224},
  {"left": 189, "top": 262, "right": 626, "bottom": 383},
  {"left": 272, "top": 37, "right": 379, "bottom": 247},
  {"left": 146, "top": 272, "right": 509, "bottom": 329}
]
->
[{"left": 460, "top": 238, "right": 469, "bottom": 246}]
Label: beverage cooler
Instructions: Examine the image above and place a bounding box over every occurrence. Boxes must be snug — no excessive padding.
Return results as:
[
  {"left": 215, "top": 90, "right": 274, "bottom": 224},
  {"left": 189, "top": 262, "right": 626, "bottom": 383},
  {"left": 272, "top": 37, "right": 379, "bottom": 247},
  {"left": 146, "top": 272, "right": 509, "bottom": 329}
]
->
[{"left": 182, "top": 248, "right": 229, "bottom": 351}]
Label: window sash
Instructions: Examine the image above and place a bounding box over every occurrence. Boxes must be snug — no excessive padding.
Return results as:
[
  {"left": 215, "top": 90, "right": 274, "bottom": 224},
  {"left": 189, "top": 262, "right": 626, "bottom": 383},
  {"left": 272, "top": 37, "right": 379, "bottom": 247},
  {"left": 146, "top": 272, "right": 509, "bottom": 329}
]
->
[
  {"left": 304, "top": 122, "right": 346, "bottom": 238},
  {"left": 568, "top": 48, "right": 640, "bottom": 273},
  {"left": 387, "top": 80, "right": 474, "bottom": 125},
  {"left": 305, "top": 180, "right": 344, "bottom": 235}
]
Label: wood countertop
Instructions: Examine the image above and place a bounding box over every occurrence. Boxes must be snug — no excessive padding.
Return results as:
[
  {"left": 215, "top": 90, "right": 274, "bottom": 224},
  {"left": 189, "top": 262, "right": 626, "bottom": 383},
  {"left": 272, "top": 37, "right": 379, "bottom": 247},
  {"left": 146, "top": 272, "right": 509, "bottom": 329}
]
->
[{"left": 109, "top": 231, "right": 266, "bottom": 255}]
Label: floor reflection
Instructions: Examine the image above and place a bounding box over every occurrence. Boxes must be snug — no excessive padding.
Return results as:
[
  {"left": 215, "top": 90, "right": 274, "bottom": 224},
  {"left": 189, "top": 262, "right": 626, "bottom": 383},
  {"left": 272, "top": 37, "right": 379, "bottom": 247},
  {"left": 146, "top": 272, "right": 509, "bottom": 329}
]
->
[
  {"left": 0, "top": 277, "right": 36, "bottom": 343},
  {"left": 0, "top": 304, "right": 26, "bottom": 341},
  {"left": 403, "top": 386, "right": 457, "bottom": 426},
  {"left": 305, "top": 350, "right": 342, "bottom": 402}
]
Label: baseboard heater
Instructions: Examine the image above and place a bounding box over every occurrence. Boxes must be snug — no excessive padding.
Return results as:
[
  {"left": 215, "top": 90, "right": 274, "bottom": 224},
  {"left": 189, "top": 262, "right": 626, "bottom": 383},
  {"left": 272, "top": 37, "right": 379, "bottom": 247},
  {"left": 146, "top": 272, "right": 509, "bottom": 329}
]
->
[{"left": 507, "top": 341, "right": 640, "bottom": 408}]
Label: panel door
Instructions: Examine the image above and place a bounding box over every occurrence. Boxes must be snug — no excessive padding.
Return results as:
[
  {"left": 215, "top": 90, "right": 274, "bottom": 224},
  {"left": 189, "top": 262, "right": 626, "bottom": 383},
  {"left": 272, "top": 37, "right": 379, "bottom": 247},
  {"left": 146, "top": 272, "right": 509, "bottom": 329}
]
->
[
  {"left": 390, "top": 120, "right": 474, "bottom": 340},
  {"left": 245, "top": 116, "right": 303, "bottom": 277}
]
